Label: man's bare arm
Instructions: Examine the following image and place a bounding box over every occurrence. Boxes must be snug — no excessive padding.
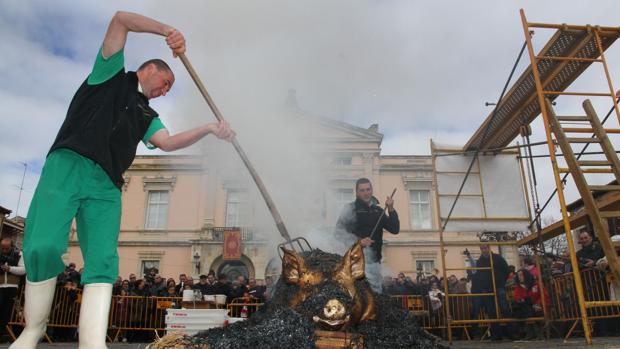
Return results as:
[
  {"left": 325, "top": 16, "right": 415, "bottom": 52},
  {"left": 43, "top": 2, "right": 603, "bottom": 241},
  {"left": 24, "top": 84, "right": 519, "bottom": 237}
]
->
[
  {"left": 149, "top": 121, "right": 235, "bottom": 152},
  {"left": 102, "top": 11, "right": 185, "bottom": 58}
]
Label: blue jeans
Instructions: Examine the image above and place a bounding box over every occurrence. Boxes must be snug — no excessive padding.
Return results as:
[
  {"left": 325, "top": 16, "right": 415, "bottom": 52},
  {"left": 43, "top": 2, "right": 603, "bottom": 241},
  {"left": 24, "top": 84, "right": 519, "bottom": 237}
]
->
[
  {"left": 471, "top": 294, "right": 500, "bottom": 338},
  {"left": 496, "top": 288, "right": 511, "bottom": 318},
  {"left": 470, "top": 288, "right": 510, "bottom": 339}
]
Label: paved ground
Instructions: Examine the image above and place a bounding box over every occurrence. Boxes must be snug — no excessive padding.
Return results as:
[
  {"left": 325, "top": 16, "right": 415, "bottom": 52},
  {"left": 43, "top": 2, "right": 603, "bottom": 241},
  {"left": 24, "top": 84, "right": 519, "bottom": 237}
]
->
[
  {"left": 2, "top": 338, "right": 620, "bottom": 348},
  {"left": 449, "top": 337, "right": 620, "bottom": 349}
]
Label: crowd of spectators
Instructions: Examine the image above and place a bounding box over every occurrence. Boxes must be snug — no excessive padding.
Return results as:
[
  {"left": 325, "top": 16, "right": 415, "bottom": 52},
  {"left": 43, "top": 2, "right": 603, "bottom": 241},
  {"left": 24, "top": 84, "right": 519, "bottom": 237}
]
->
[
  {"left": 55, "top": 266, "right": 271, "bottom": 303},
  {"left": 51, "top": 266, "right": 273, "bottom": 342},
  {"left": 382, "top": 246, "right": 548, "bottom": 341},
  {"left": 4, "top": 229, "right": 620, "bottom": 343}
]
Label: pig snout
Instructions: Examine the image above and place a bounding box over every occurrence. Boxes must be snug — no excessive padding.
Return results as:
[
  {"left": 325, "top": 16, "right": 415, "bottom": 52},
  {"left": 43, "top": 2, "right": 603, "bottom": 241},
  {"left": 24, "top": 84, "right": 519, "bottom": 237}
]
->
[
  {"left": 324, "top": 299, "right": 345, "bottom": 319},
  {"left": 312, "top": 299, "right": 351, "bottom": 330}
]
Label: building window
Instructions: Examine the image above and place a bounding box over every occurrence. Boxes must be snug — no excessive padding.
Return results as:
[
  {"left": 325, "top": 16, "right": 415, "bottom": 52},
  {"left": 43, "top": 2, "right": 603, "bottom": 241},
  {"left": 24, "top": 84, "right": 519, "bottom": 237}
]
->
[
  {"left": 141, "top": 260, "right": 160, "bottom": 276},
  {"left": 145, "top": 190, "right": 169, "bottom": 230},
  {"left": 226, "top": 190, "right": 248, "bottom": 227},
  {"left": 334, "top": 188, "right": 354, "bottom": 212},
  {"left": 410, "top": 190, "right": 431, "bottom": 229},
  {"left": 333, "top": 157, "right": 352, "bottom": 166},
  {"left": 416, "top": 260, "right": 435, "bottom": 274}
]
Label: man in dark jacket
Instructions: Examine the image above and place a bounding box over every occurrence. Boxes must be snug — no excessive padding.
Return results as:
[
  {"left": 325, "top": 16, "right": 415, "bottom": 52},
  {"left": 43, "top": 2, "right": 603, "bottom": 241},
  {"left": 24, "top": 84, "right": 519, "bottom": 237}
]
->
[
  {"left": 335, "top": 178, "right": 399, "bottom": 263},
  {"left": 0, "top": 238, "right": 25, "bottom": 342},
  {"left": 576, "top": 230, "right": 604, "bottom": 269},
  {"left": 12, "top": 11, "right": 236, "bottom": 349},
  {"left": 212, "top": 274, "right": 232, "bottom": 300},
  {"left": 469, "top": 244, "right": 511, "bottom": 340}
]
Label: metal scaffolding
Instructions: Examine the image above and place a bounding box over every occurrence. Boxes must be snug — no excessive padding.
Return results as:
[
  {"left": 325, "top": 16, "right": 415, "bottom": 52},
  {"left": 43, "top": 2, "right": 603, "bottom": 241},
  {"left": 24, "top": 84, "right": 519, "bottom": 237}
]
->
[{"left": 440, "top": 9, "right": 620, "bottom": 345}]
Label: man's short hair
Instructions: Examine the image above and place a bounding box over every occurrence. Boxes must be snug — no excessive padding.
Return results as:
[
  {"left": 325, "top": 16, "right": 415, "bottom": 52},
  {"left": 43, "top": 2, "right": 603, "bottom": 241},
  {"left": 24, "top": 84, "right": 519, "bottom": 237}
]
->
[
  {"left": 355, "top": 178, "right": 372, "bottom": 190},
  {"left": 138, "top": 59, "right": 171, "bottom": 72}
]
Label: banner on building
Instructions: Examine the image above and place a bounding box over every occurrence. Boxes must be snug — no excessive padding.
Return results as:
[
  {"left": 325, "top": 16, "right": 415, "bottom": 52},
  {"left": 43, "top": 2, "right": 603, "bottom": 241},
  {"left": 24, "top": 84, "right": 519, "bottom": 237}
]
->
[{"left": 223, "top": 229, "right": 242, "bottom": 260}]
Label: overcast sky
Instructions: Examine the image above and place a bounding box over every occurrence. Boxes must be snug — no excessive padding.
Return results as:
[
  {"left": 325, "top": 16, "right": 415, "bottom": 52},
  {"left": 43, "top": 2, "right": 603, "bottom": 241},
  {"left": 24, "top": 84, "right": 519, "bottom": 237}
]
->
[{"left": 2, "top": 0, "right": 620, "bottom": 223}]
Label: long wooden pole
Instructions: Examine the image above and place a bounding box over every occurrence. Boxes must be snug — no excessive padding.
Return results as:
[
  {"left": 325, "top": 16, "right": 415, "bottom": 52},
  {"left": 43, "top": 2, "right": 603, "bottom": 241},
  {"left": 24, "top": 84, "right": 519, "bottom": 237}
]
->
[{"left": 178, "top": 53, "right": 292, "bottom": 242}]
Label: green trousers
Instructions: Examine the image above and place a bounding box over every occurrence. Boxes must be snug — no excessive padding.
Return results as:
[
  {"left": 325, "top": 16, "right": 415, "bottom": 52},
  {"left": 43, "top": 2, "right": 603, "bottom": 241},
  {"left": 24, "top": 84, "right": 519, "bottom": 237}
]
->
[{"left": 24, "top": 149, "right": 121, "bottom": 284}]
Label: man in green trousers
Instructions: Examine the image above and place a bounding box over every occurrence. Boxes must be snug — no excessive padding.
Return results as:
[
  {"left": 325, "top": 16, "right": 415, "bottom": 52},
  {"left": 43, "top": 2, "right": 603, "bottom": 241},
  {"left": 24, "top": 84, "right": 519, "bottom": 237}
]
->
[{"left": 11, "top": 11, "right": 235, "bottom": 349}]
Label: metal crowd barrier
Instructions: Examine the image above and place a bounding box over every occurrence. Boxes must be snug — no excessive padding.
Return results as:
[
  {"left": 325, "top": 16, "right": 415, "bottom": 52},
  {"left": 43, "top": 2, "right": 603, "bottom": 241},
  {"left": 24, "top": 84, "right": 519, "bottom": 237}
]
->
[
  {"left": 226, "top": 297, "right": 263, "bottom": 318},
  {"left": 5, "top": 268, "right": 620, "bottom": 343},
  {"left": 389, "top": 268, "right": 620, "bottom": 339}
]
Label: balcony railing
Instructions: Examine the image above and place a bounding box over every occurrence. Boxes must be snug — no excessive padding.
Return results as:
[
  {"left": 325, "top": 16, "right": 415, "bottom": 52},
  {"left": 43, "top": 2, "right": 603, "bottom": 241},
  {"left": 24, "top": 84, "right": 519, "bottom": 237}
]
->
[{"left": 211, "top": 227, "right": 254, "bottom": 241}]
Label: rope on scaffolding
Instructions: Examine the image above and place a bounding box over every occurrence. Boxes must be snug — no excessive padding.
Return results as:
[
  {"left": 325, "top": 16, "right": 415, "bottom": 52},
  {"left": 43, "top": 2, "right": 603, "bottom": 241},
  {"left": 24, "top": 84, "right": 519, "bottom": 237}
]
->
[
  {"left": 520, "top": 128, "right": 541, "bottom": 232},
  {"left": 441, "top": 41, "right": 528, "bottom": 232}
]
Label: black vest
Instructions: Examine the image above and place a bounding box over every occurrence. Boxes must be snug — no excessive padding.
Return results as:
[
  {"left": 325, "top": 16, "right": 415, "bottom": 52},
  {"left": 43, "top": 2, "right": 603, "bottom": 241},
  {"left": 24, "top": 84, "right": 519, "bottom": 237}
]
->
[
  {"left": 49, "top": 70, "right": 157, "bottom": 189},
  {"left": 0, "top": 248, "right": 20, "bottom": 267}
]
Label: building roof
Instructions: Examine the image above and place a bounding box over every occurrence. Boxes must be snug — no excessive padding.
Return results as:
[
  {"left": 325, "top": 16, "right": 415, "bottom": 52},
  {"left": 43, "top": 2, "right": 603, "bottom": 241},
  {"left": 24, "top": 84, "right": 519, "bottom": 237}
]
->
[{"left": 0, "top": 205, "right": 11, "bottom": 216}]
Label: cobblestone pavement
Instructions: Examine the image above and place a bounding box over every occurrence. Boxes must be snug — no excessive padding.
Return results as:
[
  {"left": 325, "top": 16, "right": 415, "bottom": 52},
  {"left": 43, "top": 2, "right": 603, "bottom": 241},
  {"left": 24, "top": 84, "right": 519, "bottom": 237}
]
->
[{"left": 2, "top": 338, "right": 620, "bottom": 348}]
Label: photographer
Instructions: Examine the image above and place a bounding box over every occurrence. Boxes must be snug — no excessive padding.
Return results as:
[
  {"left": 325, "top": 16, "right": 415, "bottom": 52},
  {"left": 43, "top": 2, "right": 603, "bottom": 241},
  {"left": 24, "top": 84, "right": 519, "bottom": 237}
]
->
[{"left": 0, "top": 238, "right": 25, "bottom": 342}]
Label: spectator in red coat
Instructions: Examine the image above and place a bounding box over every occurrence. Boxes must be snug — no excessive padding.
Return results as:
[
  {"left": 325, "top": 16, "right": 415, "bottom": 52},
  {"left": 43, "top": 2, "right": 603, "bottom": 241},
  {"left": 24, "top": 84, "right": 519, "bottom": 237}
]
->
[{"left": 513, "top": 268, "right": 549, "bottom": 340}]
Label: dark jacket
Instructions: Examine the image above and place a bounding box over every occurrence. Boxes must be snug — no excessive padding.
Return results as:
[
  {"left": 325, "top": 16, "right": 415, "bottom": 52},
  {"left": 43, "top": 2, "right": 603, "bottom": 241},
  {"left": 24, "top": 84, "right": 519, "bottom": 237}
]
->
[
  {"left": 471, "top": 252, "right": 509, "bottom": 293},
  {"left": 576, "top": 242, "right": 605, "bottom": 269},
  {"left": 49, "top": 70, "right": 158, "bottom": 189},
  {"left": 336, "top": 197, "right": 399, "bottom": 262},
  {"left": 212, "top": 282, "right": 231, "bottom": 298},
  {"left": 193, "top": 282, "right": 215, "bottom": 296}
]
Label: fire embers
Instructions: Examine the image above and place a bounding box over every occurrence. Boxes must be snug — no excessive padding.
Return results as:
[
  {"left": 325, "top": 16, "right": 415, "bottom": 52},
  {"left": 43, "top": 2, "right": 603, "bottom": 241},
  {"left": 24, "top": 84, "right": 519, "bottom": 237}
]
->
[
  {"left": 151, "top": 241, "right": 449, "bottom": 348},
  {"left": 189, "top": 307, "right": 316, "bottom": 349},
  {"left": 278, "top": 240, "right": 376, "bottom": 330}
]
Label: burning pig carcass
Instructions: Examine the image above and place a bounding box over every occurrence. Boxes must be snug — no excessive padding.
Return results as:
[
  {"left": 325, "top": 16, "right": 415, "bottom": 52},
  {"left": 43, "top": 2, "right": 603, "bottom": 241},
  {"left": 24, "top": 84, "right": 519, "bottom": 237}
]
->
[{"left": 149, "top": 241, "right": 448, "bottom": 349}]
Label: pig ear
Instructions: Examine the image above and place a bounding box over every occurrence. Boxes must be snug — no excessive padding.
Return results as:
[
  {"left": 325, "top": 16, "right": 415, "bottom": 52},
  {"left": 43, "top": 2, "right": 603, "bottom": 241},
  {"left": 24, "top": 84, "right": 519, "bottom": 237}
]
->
[
  {"left": 281, "top": 247, "right": 307, "bottom": 285},
  {"left": 338, "top": 240, "right": 365, "bottom": 280}
]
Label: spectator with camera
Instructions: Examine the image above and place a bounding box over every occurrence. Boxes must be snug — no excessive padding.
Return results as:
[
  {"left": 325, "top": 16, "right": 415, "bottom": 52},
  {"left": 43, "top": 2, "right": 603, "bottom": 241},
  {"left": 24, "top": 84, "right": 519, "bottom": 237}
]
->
[
  {"left": 392, "top": 272, "right": 414, "bottom": 295},
  {"left": 144, "top": 267, "right": 158, "bottom": 285}
]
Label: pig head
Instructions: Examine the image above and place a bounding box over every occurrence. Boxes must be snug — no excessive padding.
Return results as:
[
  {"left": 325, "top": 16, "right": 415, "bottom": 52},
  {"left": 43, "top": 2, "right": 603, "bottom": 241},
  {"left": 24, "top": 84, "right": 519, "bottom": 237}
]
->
[{"left": 280, "top": 240, "right": 376, "bottom": 331}]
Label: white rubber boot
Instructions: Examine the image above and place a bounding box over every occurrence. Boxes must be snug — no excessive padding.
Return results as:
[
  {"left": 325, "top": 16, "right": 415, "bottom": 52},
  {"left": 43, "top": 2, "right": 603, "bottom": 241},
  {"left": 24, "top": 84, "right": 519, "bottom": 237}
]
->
[
  {"left": 9, "top": 277, "right": 57, "bottom": 349},
  {"left": 78, "top": 283, "right": 112, "bottom": 349}
]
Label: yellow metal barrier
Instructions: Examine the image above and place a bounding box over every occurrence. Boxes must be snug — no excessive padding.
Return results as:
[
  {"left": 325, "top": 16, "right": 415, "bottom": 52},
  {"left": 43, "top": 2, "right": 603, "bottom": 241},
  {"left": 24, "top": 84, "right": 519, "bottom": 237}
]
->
[{"left": 226, "top": 297, "right": 263, "bottom": 318}]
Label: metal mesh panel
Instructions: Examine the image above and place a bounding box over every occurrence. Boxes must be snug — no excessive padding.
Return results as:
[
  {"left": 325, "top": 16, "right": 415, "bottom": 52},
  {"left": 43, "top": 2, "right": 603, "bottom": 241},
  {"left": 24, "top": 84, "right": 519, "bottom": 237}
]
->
[{"left": 466, "top": 29, "right": 618, "bottom": 150}]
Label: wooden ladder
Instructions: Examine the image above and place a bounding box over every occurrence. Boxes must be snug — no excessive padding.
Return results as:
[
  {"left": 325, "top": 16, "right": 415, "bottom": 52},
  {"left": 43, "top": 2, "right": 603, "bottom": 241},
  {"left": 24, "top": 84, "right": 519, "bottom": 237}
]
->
[{"left": 547, "top": 98, "right": 620, "bottom": 295}]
